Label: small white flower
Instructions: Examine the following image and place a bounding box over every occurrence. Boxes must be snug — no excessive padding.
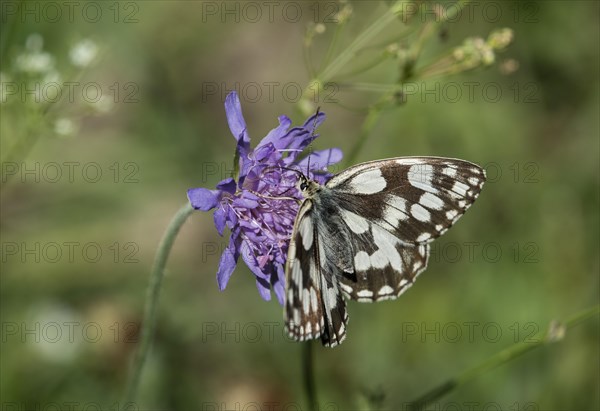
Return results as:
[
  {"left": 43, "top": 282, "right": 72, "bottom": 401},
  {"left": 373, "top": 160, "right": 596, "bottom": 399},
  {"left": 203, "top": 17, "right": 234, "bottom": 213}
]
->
[
  {"left": 42, "top": 70, "right": 62, "bottom": 85},
  {"left": 15, "top": 51, "right": 55, "bottom": 74},
  {"left": 92, "top": 94, "right": 114, "bottom": 114},
  {"left": 15, "top": 33, "right": 55, "bottom": 74},
  {"left": 69, "top": 39, "right": 99, "bottom": 68},
  {"left": 25, "top": 33, "right": 44, "bottom": 52},
  {"left": 54, "top": 118, "right": 77, "bottom": 137},
  {"left": 29, "top": 303, "right": 83, "bottom": 363}
]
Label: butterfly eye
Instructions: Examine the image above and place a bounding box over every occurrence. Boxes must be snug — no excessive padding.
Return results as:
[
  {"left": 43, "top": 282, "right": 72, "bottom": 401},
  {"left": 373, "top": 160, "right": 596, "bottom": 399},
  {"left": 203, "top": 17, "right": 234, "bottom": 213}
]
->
[{"left": 297, "top": 175, "right": 309, "bottom": 191}]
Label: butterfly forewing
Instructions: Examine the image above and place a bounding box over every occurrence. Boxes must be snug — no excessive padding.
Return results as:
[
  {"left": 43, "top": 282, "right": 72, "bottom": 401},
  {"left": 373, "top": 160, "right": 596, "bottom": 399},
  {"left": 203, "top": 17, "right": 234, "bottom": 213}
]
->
[
  {"left": 284, "top": 200, "right": 348, "bottom": 347},
  {"left": 326, "top": 157, "right": 486, "bottom": 244},
  {"left": 284, "top": 156, "right": 486, "bottom": 346},
  {"left": 284, "top": 201, "right": 324, "bottom": 342}
]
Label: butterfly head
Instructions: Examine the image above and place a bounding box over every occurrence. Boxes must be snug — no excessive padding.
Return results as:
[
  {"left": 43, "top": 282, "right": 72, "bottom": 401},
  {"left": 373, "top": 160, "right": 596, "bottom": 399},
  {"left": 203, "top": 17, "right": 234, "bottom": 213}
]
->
[{"left": 297, "top": 173, "right": 321, "bottom": 199}]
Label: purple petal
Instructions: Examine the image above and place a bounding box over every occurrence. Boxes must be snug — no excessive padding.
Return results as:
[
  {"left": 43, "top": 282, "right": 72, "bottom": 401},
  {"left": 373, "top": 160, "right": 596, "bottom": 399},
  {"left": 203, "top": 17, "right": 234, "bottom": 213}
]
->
[
  {"left": 272, "top": 265, "right": 286, "bottom": 306},
  {"left": 303, "top": 111, "right": 326, "bottom": 130},
  {"left": 255, "top": 278, "right": 271, "bottom": 301},
  {"left": 187, "top": 187, "right": 220, "bottom": 211},
  {"left": 257, "top": 115, "right": 292, "bottom": 149},
  {"left": 277, "top": 128, "right": 311, "bottom": 152},
  {"left": 216, "top": 177, "right": 236, "bottom": 194},
  {"left": 240, "top": 240, "right": 270, "bottom": 281},
  {"left": 225, "top": 91, "right": 250, "bottom": 144},
  {"left": 253, "top": 143, "right": 276, "bottom": 162},
  {"left": 234, "top": 192, "right": 260, "bottom": 209},
  {"left": 213, "top": 207, "right": 227, "bottom": 236},
  {"left": 297, "top": 148, "right": 343, "bottom": 170},
  {"left": 226, "top": 207, "right": 238, "bottom": 227},
  {"left": 216, "top": 236, "right": 240, "bottom": 290}
]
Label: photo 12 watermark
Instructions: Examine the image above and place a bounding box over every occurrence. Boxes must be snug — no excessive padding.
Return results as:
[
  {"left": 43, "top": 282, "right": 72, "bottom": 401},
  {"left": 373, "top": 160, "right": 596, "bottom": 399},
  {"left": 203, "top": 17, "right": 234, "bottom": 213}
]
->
[
  {"left": 197, "top": 1, "right": 540, "bottom": 25},
  {"left": 201, "top": 81, "right": 338, "bottom": 104},
  {"left": 0, "top": 81, "right": 139, "bottom": 104},
  {"left": 1, "top": 402, "right": 139, "bottom": 411},
  {"left": 1, "top": 161, "right": 140, "bottom": 184},
  {"left": 398, "top": 401, "right": 540, "bottom": 411},
  {"left": 199, "top": 402, "right": 339, "bottom": 411},
  {"left": 399, "top": 321, "right": 544, "bottom": 344},
  {"left": 1, "top": 321, "right": 139, "bottom": 344},
  {"left": 1, "top": 1, "right": 140, "bottom": 24},
  {"left": 1, "top": 241, "right": 140, "bottom": 264}
]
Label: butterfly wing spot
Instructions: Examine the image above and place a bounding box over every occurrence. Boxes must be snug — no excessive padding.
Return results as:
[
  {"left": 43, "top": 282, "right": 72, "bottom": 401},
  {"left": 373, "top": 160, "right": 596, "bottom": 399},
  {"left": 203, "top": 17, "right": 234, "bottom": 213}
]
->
[
  {"left": 340, "top": 209, "right": 370, "bottom": 234},
  {"left": 419, "top": 192, "right": 445, "bottom": 210},
  {"left": 302, "top": 288, "right": 311, "bottom": 314},
  {"left": 339, "top": 283, "right": 353, "bottom": 296},
  {"left": 354, "top": 251, "right": 371, "bottom": 271},
  {"left": 372, "top": 224, "right": 404, "bottom": 271},
  {"left": 468, "top": 176, "right": 480, "bottom": 186},
  {"left": 327, "top": 287, "right": 338, "bottom": 309},
  {"left": 377, "top": 285, "right": 395, "bottom": 299},
  {"left": 410, "top": 203, "right": 431, "bottom": 222},
  {"left": 451, "top": 180, "right": 470, "bottom": 198},
  {"left": 446, "top": 209, "right": 458, "bottom": 220},
  {"left": 383, "top": 203, "right": 409, "bottom": 226},
  {"left": 347, "top": 168, "right": 387, "bottom": 194},
  {"left": 356, "top": 289, "right": 374, "bottom": 298},
  {"left": 395, "top": 158, "right": 424, "bottom": 165},
  {"left": 408, "top": 164, "right": 437, "bottom": 193},
  {"left": 416, "top": 232, "right": 431, "bottom": 242},
  {"left": 299, "top": 217, "right": 313, "bottom": 251},
  {"left": 442, "top": 166, "right": 458, "bottom": 177},
  {"left": 309, "top": 287, "right": 318, "bottom": 313}
]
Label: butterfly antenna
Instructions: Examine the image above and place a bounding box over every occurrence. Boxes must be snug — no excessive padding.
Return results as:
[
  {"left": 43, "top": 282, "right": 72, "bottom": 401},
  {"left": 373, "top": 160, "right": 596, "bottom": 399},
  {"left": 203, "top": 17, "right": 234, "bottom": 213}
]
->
[{"left": 306, "top": 107, "right": 321, "bottom": 178}]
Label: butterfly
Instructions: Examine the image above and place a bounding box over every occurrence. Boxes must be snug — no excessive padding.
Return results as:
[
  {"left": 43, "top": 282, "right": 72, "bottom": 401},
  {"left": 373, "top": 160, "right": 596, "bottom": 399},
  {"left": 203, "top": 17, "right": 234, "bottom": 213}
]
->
[{"left": 284, "top": 157, "right": 486, "bottom": 347}]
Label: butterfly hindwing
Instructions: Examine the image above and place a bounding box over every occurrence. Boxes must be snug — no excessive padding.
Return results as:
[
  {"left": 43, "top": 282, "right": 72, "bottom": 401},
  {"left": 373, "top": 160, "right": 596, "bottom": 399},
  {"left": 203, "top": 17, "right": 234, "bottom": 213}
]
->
[{"left": 336, "top": 217, "right": 430, "bottom": 302}]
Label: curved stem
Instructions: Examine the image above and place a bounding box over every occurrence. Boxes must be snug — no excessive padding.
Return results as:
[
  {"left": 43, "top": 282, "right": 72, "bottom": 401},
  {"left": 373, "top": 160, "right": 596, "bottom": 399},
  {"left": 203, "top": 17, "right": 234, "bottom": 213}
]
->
[
  {"left": 303, "top": 342, "right": 318, "bottom": 409},
  {"left": 124, "top": 202, "right": 195, "bottom": 403},
  {"left": 407, "top": 305, "right": 600, "bottom": 410}
]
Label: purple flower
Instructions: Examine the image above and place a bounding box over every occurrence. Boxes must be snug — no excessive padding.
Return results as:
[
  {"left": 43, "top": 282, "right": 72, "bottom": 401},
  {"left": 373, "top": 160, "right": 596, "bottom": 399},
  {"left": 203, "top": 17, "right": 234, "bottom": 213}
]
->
[{"left": 188, "top": 92, "right": 342, "bottom": 304}]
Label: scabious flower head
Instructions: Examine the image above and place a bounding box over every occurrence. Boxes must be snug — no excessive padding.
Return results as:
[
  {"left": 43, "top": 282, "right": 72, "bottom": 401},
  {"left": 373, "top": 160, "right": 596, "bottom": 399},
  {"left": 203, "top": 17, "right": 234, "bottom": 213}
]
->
[{"left": 188, "top": 92, "right": 342, "bottom": 304}]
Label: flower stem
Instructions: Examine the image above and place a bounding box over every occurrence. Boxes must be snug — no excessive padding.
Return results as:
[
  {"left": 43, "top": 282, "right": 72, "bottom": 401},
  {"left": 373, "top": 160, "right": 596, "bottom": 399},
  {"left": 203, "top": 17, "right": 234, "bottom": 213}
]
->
[
  {"left": 124, "top": 202, "right": 195, "bottom": 403},
  {"left": 302, "top": 342, "right": 318, "bottom": 409},
  {"left": 344, "top": 104, "right": 386, "bottom": 167},
  {"left": 406, "top": 305, "right": 600, "bottom": 410}
]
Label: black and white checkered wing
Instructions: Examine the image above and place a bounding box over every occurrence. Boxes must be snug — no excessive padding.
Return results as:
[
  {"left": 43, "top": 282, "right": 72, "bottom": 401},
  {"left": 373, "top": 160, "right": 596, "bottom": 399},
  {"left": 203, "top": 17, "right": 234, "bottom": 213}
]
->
[
  {"left": 284, "top": 200, "right": 348, "bottom": 347},
  {"left": 326, "top": 157, "right": 486, "bottom": 301}
]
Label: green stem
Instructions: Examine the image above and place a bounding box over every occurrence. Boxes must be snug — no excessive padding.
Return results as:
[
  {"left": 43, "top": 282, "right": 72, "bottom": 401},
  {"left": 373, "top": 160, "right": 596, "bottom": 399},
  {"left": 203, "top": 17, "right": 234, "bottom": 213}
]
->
[
  {"left": 407, "top": 305, "right": 600, "bottom": 410},
  {"left": 302, "top": 342, "right": 318, "bottom": 409},
  {"left": 319, "top": 0, "right": 406, "bottom": 84},
  {"left": 319, "top": 22, "right": 344, "bottom": 74},
  {"left": 344, "top": 86, "right": 405, "bottom": 168},
  {"left": 336, "top": 53, "right": 391, "bottom": 80},
  {"left": 0, "top": 0, "right": 22, "bottom": 64},
  {"left": 124, "top": 202, "right": 195, "bottom": 403}
]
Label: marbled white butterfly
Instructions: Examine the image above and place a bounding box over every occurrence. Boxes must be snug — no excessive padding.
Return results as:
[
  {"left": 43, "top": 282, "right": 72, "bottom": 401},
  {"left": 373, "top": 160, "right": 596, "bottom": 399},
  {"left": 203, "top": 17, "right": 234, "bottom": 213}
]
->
[{"left": 284, "top": 157, "right": 486, "bottom": 347}]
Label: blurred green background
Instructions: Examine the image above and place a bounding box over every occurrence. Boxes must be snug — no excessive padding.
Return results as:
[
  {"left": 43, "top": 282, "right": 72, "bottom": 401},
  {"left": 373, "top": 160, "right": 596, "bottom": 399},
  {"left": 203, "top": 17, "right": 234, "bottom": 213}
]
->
[{"left": 1, "top": 1, "right": 598, "bottom": 410}]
